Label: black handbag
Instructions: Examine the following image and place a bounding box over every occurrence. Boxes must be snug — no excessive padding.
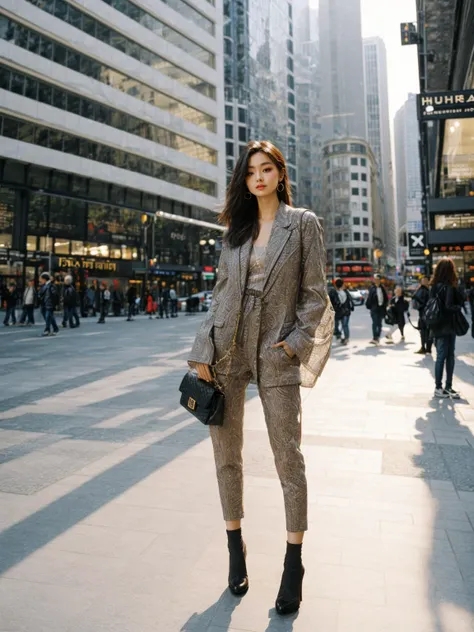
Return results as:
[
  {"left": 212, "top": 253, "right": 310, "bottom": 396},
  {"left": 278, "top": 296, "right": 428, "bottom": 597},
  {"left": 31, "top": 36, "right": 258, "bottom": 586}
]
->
[
  {"left": 179, "top": 371, "right": 225, "bottom": 426},
  {"left": 453, "top": 310, "right": 469, "bottom": 337}
]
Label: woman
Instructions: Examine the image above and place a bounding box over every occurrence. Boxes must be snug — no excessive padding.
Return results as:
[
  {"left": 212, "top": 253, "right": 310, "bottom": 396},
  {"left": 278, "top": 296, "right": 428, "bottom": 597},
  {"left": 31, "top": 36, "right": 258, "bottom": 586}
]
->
[
  {"left": 429, "top": 258, "right": 464, "bottom": 399},
  {"left": 385, "top": 286, "right": 409, "bottom": 344},
  {"left": 97, "top": 281, "right": 110, "bottom": 324},
  {"left": 329, "top": 277, "right": 354, "bottom": 345},
  {"left": 188, "top": 140, "right": 332, "bottom": 615}
]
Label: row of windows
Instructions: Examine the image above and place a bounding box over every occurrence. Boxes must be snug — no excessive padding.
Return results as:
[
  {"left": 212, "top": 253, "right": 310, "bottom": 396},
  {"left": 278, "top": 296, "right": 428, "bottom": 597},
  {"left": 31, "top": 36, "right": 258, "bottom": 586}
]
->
[
  {"left": 326, "top": 157, "right": 367, "bottom": 169},
  {"left": 351, "top": 188, "right": 368, "bottom": 197},
  {"left": 323, "top": 143, "right": 368, "bottom": 157},
  {"left": 225, "top": 105, "right": 247, "bottom": 123},
  {"left": 160, "top": 0, "right": 215, "bottom": 34},
  {"left": 353, "top": 217, "right": 369, "bottom": 226},
  {"left": 328, "top": 172, "right": 367, "bottom": 183},
  {"left": 25, "top": 0, "right": 215, "bottom": 99},
  {"left": 334, "top": 233, "right": 370, "bottom": 243},
  {"left": 0, "top": 64, "right": 217, "bottom": 165},
  {"left": 0, "top": 115, "right": 217, "bottom": 197},
  {"left": 0, "top": 16, "right": 216, "bottom": 131},
  {"left": 350, "top": 172, "right": 367, "bottom": 182},
  {"left": 225, "top": 124, "right": 247, "bottom": 143},
  {"left": 100, "top": 0, "right": 215, "bottom": 66}
]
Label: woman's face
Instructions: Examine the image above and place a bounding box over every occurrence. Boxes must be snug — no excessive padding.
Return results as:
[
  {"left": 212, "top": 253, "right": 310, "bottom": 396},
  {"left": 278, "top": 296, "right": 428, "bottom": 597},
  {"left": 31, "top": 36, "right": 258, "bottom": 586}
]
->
[
  {"left": 245, "top": 151, "right": 282, "bottom": 198},
  {"left": 395, "top": 287, "right": 402, "bottom": 297}
]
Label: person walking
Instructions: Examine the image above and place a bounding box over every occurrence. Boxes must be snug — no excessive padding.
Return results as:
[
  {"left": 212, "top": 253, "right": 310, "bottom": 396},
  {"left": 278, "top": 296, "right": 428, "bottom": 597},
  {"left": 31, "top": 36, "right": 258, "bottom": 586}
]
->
[
  {"left": 412, "top": 276, "right": 432, "bottom": 354},
  {"left": 38, "top": 272, "right": 59, "bottom": 336},
  {"left": 188, "top": 140, "right": 333, "bottom": 615},
  {"left": 126, "top": 284, "right": 136, "bottom": 321},
  {"left": 159, "top": 285, "right": 170, "bottom": 319},
  {"left": 328, "top": 278, "right": 354, "bottom": 345},
  {"left": 428, "top": 258, "right": 465, "bottom": 399},
  {"left": 19, "top": 279, "right": 36, "bottom": 326},
  {"left": 97, "top": 281, "right": 110, "bottom": 323},
  {"left": 62, "top": 275, "right": 80, "bottom": 328},
  {"left": 365, "top": 274, "right": 388, "bottom": 345},
  {"left": 111, "top": 281, "right": 124, "bottom": 317},
  {"left": 3, "top": 282, "right": 18, "bottom": 326},
  {"left": 169, "top": 285, "right": 178, "bottom": 317},
  {"left": 385, "top": 286, "right": 409, "bottom": 344}
]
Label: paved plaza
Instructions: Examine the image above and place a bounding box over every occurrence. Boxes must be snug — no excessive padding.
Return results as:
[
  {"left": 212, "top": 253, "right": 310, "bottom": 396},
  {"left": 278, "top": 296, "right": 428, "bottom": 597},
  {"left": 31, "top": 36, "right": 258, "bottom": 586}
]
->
[{"left": 0, "top": 308, "right": 474, "bottom": 631}]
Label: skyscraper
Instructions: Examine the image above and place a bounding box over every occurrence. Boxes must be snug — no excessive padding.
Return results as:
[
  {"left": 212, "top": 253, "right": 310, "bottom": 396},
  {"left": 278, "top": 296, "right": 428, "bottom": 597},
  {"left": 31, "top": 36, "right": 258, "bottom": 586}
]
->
[
  {"left": 319, "top": 0, "right": 366, "bottom": 142},
  {"left": 394, "top": 94, "right": 423, "bottom": 241},
  {"left": 0, "top": 0, "right": 224, "bottom": 294},
  {"left": 363, "top": 37, "right": 397, "bottom": 261},
  {"left": 223, "top": 0, "right": 297, "bottom": 189}
]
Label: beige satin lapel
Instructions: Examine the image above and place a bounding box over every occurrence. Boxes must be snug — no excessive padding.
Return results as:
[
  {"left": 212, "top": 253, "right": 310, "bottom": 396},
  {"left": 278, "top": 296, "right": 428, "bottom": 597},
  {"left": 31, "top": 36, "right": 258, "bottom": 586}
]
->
[
  {"left": 262, "top": 203, "right": 292, "bottom": 294},
  {"left": 239, "top": 238, "right": 252, "bottom": 293}
]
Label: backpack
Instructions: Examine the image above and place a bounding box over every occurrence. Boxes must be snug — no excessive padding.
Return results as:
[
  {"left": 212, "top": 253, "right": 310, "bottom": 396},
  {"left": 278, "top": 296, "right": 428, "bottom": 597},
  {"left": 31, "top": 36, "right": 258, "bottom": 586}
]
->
[{"left": 422, "top": 289, "right": 444, "bottom": 328}]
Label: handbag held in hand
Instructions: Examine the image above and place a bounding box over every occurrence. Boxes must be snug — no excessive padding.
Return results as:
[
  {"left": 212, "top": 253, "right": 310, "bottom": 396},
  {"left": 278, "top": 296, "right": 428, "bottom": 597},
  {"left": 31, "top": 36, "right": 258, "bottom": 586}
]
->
[{"left": 179, "top": 372, "right": 225, "bottom": 426}]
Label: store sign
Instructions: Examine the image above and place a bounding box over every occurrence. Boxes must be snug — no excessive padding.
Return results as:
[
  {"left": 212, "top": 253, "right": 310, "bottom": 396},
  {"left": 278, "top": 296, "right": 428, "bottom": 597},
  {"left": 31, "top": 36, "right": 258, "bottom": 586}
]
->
[
  {"left": 58, "top": 257, "right": 118, "bottom": 272},
  {"left": 433, "top": 245, "right": 474, "bottom": 253},
  {"left": 418, "top": 90, "right": 474, "bottom": 120},
  {"left": 408, "top": 233, "right": 425, "bottom": 257},
  {"left": 335, "top": 263, "right": 373, "bottom": 277}
]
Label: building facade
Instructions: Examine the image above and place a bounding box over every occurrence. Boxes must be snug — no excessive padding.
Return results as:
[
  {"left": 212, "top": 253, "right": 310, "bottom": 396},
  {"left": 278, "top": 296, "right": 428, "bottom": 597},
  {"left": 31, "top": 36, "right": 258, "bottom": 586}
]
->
[
  {"left": 223, "top": 0, "right": 297, "bottom": 193},
  {"left": 319, "top": 0, "right": 366, "bottom": 142},
  {"left": 394, "top": 93, "right": 424, "bottom": 279},
  {"left": 294, "top": 1, "right": 321, "bottom": 212},
  {"left": 363, "top": 37, "right": 397, "bottom": 263},
  {"left": 322, "top": 138, "right": 383, "bottom": 286},
  {"left": 0, "top": 0, "right": 225, "bottom": 297}
]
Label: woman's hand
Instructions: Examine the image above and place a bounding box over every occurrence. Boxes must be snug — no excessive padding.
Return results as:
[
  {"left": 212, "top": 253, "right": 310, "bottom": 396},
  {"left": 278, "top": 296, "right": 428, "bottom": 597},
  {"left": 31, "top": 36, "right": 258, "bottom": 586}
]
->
[
  {"left": 195, "top": 363, "right": 214, "bottom": 382},
  {"left": 272, "top": 341, "right": 295, "bottom": 358}
]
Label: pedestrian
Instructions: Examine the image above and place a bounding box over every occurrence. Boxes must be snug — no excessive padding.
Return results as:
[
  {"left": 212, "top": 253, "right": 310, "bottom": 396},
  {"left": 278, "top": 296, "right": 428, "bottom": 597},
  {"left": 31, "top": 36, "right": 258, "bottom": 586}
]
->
[
  {"left": 160, "top": 285, "right": 170, "bottom": 318},
  {"left": 111, "top": 281, "right": 123, "bottom": 317},
  {"left": 328, "top": 277, "right": 354, "bottom": 345},
  {"left": 365, "top": 274, "right": 388, "bottom": 345},
  {"left": 385, "top": 286, "right": 409, "bottom": 344},
  {"left": 126, "top": 284, "right": 136, "bottom": 321},
  {"left": 188, "top": 140, "right": 332, "bottom": 615},
  {"left": 170, "top": 285, "right": 178, "bottom": 317},
  {"left": 97, "top": 281, "right": 110, "bottom": 323},
  {"left": 146, "top": 291, "right": 154, "bottom": 319},
  {"left": 62, "top": 275, "right": 80, "bottom": 328},
  {"left": 428, "top": 258, "right": 465, "bottom": 399},
  {"left": 3, "top": 282, "right": 18, "bottom": 326},
  {"left": 412, "top": 276, "right": 432, "bottom": 354},
  {"left": 38, "top": 272, "right": 59, "bottom": 336},
  {"left": 19, "top": 279, "right": 36, "bottom": 326}
]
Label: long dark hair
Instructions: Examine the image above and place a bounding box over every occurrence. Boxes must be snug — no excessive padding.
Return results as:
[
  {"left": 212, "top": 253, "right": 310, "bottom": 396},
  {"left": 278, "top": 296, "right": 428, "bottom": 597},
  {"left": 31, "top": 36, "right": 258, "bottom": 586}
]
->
[
  {"left": 431, "top": 257, "right": 458, "bottom": 287},
  {"left": 218, "top": 140, "right": 292, "bottom": 248}
]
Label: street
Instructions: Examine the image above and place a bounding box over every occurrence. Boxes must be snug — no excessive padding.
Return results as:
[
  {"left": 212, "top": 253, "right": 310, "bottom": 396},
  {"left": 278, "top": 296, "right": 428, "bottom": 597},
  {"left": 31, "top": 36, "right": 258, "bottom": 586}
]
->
[{"left": 0, "top": 308, "right": 474, "bottom": 632}]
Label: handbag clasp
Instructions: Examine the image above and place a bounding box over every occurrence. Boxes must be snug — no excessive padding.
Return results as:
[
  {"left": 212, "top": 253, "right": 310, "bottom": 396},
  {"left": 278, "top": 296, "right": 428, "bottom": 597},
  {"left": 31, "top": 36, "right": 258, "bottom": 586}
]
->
[{"left": 188, "top": 397, "right": 196, "bottom": 411}]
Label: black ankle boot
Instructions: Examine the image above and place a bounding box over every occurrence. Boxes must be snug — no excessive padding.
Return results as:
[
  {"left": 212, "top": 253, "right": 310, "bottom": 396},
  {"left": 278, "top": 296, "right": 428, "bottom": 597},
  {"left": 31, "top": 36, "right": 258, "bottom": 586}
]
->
[
  {"left": 226, "top": 528, "right": 249, "bottom": 596},
  {"left": 275, "top": 542, "right": 304, "bottom": 615}
]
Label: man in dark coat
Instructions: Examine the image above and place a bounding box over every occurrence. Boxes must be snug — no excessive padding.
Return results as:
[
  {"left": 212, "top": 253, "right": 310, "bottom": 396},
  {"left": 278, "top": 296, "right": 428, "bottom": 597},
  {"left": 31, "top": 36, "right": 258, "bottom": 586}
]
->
[
  {"left": 3, "top": 282, "right": 18, "bottom": 326},
  {"left": 38, "top": 272, "right": 59, "bottom": 336},
  {"left": 412, "top": 276, "right": 432, "bottom": 354},
  {"left": 365, "top": 274, "right": 388, "bottom": 345},
  {"left": 62, "top": 275, "right": 80, "bottom": 328}
]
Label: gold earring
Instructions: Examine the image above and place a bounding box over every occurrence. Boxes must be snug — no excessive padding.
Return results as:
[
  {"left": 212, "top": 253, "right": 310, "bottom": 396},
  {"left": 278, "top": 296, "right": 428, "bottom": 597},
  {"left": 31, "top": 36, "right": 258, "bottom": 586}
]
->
[{"left": 277, "top": 182, "right": 284, "bottom": 192}]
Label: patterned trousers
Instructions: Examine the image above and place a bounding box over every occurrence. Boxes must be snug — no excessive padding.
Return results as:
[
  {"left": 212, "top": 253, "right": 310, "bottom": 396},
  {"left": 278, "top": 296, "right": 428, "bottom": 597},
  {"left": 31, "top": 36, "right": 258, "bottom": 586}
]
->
[{"left": 211, "top": 294, "right": 308, "bottom": 532}]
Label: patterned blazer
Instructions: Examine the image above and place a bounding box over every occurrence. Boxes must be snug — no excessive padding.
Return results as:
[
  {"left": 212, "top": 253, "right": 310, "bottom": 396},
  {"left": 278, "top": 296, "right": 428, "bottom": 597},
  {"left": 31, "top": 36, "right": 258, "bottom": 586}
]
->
[{"left": 188, "top": 202, "right": 334, "bottom": 388}]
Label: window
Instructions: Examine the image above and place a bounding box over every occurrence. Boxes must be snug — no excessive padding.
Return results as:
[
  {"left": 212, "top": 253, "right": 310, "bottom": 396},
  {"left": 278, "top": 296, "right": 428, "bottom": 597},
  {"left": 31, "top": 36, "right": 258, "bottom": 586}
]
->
[
  {"left": 225, "top": 124, "right": 233, "bottom": 139},
  {"left": 361, "top": 158, "right": 366, "bottom": 166},
  {"left": 350, "top": 157, "right": 357, "bottom": 166},
  {"left": 225, "top": 105, "right": 233, "bottom": 121},
  {"left": 288, "top": 92, "right": 295, "bottom": 106},
  {"left": 226, "top": 158, "right": 234, "bottom": 172},
  {"left": 287, "top": 74, "right": 294, "bottom": 90},
  {"left": 353, "top": 232, "right": 361, "bottom": 241},
  {"left": 361, "top": 173, "right": 367, "bottom": 182},
  {"left": 351, "top": 173, "right": 359, "bottom": 181},
  {"left": 351, "top": 187, "right": 359, "bottom": 195},
  {"left": 1, "top": 16, "right": 216, "bottom": 132},
  {"left": 362, "top": 202, "right": 368, "bottom": 211},
  {"left": 363, "top": 233, "right": 369, "bottom": 241},
  {"left": 362, "top": 188, "right": 367, "bottom": 197},
  {"left": 11, "top": 72, "right": 24, "bottom": 95},
  {"left": 363, "top": 217, "right": 368, "bottom": 226},
  {"left": 335, "top": 233, "right": 342, "bottom": 243},
  {"left": 226, "top": 142, "right": 234, "bottom": 156},
  {"left": 288, "top": 107, "right": 295, "bottom": 121},
  {"left": 238, "top": 127, "right": 247, "bottom": 142},
  {"left": 238, "top": 108, "right": 246, "bottom": 123},
  {"left": 353, "top": 217, "right": 360, "bottom": 225},
  {"left": 287, "top": 57, "right": 294, "bottom": 72},
  {"left": 289, "top": 122, "right": 296, "bottom": 136}
]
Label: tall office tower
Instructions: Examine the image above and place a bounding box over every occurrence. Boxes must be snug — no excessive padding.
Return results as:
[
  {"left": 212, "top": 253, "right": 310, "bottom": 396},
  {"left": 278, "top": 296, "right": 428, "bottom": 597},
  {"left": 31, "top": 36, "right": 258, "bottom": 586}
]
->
[
  {"left": 0, "top": 0, "right": 224, "bottom": 294},
  {"left": 294, "top": 1, "right": 321, "bottom": 211},
  {"left": 319, "top": 0, "right": 367, "bottom": 142},
  {"left": 394, "top": 93, "right": 423, "bottom": 245},
  {"left": 363, "top": 37, "right": 397, "bottom": 261},
  {"left": 223, "top": 0, "right": 297, "bottom": 191}
]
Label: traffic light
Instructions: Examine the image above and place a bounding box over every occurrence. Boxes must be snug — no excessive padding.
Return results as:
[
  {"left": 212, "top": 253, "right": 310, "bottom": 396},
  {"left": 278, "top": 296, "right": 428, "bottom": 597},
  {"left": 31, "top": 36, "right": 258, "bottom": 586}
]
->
[{"left": 400, "top": 22, "right": 418, "bottom": 46}]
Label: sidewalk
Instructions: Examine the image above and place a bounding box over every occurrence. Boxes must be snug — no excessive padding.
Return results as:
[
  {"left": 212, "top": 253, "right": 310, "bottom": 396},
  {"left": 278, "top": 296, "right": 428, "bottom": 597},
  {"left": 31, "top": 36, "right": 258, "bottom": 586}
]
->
[{"left": 0, "top": 310, "right": 473, "bottom": 631}]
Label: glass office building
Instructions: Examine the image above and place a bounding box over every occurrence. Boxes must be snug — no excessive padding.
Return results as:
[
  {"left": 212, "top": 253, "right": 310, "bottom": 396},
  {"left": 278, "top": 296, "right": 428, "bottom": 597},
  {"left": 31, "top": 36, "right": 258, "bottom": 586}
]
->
[{"left": 0, "top": 0, "right": 225, "bottom": 295}]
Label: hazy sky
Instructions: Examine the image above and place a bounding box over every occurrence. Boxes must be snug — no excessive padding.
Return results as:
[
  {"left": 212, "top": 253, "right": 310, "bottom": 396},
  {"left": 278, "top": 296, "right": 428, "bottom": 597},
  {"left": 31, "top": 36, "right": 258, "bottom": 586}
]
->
[{"left": 311, "top": 0, "right": 420, "bottom": 121}]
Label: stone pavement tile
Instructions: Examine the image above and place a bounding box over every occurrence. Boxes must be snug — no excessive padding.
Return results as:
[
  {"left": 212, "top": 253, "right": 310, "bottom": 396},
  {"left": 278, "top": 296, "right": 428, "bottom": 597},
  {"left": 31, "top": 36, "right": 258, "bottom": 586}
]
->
[
  {"left": 448, "top": 530, "right": 474, "bottom": 554},
  {"left": 336, "top": 601, "right": 434, "bottom": 632},
  {"left": 302, "top": 563, "right": 385, "bottom": 605},
  {"left": 46, "top": 523, "right": 158, "bottom": 558},
  {"left": 0, "top": 577, "right": 97, "bottom": 632},
  {"left": 0, "top": 429, "right": 45, "bottom": 449}
]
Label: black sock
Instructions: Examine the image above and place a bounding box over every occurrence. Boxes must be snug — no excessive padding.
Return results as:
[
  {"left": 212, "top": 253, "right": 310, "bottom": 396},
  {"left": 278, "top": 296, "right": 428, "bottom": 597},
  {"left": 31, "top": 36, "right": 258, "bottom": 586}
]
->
[{"left": 284, "top": 542, "right": 303, "bottom": 567}]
